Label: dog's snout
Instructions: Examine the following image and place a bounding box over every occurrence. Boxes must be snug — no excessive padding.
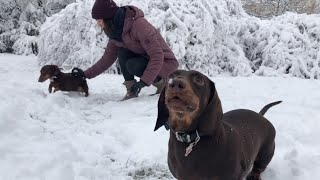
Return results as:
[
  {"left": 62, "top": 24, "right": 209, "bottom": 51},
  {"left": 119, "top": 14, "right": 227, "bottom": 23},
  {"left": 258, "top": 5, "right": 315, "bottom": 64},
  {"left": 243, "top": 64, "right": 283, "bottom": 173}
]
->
[
  {"left": 38, "top": 77, "right": 44, "bottom": 82},
  {"left": 169, "top": 78, "right": 187, "bottom": 90}
]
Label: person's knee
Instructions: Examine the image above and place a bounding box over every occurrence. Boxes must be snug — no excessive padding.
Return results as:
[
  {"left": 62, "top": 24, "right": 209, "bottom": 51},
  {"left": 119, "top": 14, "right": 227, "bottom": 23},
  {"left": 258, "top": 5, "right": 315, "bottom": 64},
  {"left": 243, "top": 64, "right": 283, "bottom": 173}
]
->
[{"left": 126, "top": 59, "right": 138, "bottom": 76}]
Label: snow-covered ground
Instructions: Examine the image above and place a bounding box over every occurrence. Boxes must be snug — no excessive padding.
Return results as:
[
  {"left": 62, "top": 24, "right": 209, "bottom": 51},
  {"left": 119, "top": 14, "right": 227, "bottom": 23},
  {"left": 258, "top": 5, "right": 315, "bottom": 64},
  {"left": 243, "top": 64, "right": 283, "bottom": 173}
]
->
[{"left": 0, "top": 53, "right": 320, "bottom": 180}]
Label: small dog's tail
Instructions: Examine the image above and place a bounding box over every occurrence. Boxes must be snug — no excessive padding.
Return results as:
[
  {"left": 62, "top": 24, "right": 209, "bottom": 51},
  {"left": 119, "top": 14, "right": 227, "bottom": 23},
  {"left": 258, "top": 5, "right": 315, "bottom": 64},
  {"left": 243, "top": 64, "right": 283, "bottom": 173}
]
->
[{"left": 259, "top": 101, "right": 282, "bottom": 116}]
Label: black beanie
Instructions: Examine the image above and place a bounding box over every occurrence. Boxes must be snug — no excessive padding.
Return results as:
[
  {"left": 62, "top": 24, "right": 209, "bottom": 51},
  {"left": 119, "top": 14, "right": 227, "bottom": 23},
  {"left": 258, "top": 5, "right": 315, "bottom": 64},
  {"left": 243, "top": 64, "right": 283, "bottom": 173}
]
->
[{"left": 91, "top": 0, "right": 119, "bottom": 19}]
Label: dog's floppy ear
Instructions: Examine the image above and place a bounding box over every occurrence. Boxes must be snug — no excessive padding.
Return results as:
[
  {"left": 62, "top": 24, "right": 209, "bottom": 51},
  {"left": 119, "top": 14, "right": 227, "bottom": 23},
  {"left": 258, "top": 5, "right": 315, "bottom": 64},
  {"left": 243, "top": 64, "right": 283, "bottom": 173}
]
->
[
  {"left": 207, "top": 79, "right": 223, "bottom": 121},
  {"left": 154, "top": 85, "right": 169, "bottom": 131},
  {"left": 198, "top": 78, "right": 223, "bottom": 134},
  {"left": 52, "top": 65, "right": 60, "bottom": 76}
]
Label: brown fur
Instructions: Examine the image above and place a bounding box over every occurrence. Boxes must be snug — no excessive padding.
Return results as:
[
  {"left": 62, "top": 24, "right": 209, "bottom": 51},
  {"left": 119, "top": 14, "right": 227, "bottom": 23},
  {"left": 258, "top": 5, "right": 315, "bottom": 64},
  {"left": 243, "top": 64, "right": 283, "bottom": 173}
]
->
[
  {"left": 154, "top": 70, "right": 281, "bottom": 180},
  {"left": 38, "top": 65, "right": 89, "bottom": 97}
]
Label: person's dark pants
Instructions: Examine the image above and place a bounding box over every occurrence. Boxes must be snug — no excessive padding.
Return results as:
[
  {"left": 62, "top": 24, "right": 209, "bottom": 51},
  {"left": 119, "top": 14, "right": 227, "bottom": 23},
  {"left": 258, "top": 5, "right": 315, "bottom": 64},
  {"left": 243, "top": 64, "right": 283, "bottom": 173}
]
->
[{"left": 117, "top": 48, "right": 161, "bottom": 83}]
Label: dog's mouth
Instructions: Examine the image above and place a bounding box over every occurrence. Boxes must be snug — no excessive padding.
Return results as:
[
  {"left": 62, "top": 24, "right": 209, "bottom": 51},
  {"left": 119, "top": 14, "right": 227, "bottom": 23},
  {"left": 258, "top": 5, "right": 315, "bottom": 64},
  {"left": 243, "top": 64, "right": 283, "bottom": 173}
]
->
[
  {"left": 166, "top": 95, "right": 197, "bottom": 112},
  {"left": 38, "top": 74, "right": 53, "bottom": 82}
]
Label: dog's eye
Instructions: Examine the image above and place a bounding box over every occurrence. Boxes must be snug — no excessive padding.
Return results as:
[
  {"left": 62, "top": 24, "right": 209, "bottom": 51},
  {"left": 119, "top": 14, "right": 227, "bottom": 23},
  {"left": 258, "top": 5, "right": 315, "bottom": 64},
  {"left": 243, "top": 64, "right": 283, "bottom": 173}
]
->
[{"left": 194, "top": 75, "right": 204, "bottom": 85}]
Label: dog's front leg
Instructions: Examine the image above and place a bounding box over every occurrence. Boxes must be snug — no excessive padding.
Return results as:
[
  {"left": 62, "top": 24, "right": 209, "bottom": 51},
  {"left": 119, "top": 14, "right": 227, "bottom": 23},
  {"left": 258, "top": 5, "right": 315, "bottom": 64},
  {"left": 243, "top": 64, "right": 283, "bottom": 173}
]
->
[
  {"left": 48, "top": 83, "right": 53, "bottom": 93},
  {"left": 53, "top": 87, "right": 60, "bottom": 93}
]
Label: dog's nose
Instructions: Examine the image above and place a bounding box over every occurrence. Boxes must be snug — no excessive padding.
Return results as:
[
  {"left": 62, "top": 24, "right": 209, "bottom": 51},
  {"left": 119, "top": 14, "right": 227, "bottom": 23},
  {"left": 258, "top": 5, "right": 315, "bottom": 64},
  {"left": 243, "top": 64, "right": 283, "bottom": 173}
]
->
[
  {"left": 169, "top": 78, "right": 186, "bottom": 90},
  {"left": 38, "top": 77, "right": 44, "bottom": 82}
]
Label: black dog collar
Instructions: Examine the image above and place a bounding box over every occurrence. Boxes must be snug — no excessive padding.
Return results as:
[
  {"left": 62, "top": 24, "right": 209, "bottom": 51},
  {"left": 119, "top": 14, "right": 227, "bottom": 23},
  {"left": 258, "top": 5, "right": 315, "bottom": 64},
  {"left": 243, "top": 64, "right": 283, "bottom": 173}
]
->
[
  {"left": 165, "top": 121, "right": 204, "bottom": 156},
  {"left": 165, "top": 122, "right": 202, "bottom": 143},
  {"left": 175, "top": 130, "right": 200, "bottom": 143}
]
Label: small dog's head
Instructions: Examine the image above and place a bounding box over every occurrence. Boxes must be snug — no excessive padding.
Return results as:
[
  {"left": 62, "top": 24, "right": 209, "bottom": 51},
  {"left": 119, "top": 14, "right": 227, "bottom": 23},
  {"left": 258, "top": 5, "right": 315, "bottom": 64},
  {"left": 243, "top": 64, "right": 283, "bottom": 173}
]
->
[
  {"left": 38, "top": 65, "right": 61, "bottom": 82},
  {"left": 155, "top": 70, "right": 223, "bottom": 133}
]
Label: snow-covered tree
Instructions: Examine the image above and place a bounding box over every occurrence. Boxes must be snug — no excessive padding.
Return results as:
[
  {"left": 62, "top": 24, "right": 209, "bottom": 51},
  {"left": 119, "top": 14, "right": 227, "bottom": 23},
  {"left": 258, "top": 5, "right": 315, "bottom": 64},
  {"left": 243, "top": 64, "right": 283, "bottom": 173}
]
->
[
  {"left": 240, "top": 12, "right": 320, "bottom": 79},
  {"left": 46, "top": 0, "right": 76, "bottom": 14},
  {"left": 0, "top": 0, "right": 75, "bottom": 55},
  {"left": 242, "top": 0, "right": 320, "bottom": 18},
  {"left": 38, "top": 0, "right": 107, "bottom": 71}
]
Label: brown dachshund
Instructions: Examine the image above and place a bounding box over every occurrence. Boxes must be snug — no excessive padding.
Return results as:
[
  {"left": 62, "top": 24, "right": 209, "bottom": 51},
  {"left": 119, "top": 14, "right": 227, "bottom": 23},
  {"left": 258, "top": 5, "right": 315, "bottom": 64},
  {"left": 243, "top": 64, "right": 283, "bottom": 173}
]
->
[
  {"left": 38, "top": 65, "right": 89, "bottom": 97},
  {"left": 154, "top": 70, "right": 281, "bottom": 180}
]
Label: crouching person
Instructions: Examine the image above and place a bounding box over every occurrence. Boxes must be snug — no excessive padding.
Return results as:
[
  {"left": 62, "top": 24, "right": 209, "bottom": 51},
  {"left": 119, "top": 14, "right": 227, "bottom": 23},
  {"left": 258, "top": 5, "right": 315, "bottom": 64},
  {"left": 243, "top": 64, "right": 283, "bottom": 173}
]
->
[{"left": 72, "top": 0, "right": 178, "bottom": 101}]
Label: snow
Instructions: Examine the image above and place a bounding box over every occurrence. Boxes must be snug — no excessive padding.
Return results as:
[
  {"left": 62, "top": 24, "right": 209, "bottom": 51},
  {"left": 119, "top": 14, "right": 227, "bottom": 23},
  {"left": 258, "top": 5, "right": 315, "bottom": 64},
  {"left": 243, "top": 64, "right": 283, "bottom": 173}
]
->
[{"left": 1, "top": 54, "right": 320, "bottom": 179}]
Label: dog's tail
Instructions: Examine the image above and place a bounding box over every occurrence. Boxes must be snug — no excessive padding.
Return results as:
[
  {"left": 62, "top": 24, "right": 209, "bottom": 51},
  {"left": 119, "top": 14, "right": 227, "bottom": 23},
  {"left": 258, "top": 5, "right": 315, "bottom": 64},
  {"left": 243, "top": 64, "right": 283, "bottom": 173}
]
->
[{"left": 259, "top": 101, "right": 282, "bottom": 116}]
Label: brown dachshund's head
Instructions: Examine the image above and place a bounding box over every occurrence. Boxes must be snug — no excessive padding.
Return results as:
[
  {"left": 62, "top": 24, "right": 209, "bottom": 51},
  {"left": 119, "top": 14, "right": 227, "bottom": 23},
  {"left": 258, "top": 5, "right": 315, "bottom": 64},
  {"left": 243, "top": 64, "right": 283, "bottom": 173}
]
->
[
  {"left": 38, "top": 65, "right": 61, "bottom": 82},
  {"left": 155, "top": 70, "right": 223, "bottom": 133}
]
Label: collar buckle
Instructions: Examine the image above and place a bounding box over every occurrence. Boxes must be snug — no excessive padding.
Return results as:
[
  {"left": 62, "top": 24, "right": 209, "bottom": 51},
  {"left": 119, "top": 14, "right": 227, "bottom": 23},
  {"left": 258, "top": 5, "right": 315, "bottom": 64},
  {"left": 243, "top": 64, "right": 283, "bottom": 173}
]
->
[
  {"left": 175, "top": 132, "right": 191, "bottom": 143},
  {"left": 185, "top": 131, "right": 200, "bottom": 157},
  {"left": 175, "top": 130, "right": 200, "bottom": 143}
]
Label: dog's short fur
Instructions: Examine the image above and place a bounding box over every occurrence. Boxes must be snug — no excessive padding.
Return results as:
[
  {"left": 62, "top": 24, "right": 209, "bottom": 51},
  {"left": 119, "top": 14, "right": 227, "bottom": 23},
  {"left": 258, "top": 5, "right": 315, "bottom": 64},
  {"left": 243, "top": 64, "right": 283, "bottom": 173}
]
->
[
  {"left": 154, "top": 70, "right": 281, "bottom": 180},
  {"left": 38, "top": 65, "right": 89, "bottom": 97}
]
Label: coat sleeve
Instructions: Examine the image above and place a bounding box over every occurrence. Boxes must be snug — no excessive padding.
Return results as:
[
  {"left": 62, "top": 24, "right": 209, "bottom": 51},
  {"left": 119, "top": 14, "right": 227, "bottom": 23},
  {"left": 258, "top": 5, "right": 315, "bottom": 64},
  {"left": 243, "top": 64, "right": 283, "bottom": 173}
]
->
[
  {"left": 134, "top": 18, "right": 164, "bottom": 86},
  {"left": 84, "top": 41, "right": 119, "bottom": 79}
]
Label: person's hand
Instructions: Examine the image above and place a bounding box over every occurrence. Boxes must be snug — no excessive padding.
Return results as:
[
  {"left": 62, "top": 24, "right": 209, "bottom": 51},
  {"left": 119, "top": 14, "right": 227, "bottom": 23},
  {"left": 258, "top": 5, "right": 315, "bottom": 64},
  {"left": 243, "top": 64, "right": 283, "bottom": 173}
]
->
[
  {"left": 131, "top": 80, "right": 147, "bottom": 96},
  {"left": 72, "top": 67, "right": 85, "bottom": 78}
]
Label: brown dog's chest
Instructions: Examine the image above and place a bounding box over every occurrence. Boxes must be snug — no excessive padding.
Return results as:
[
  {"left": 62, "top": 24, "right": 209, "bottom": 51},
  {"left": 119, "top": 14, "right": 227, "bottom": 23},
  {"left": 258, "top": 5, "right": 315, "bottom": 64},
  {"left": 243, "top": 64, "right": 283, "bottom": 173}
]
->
[{"left": 168, "top": 135, "right": 247, "bottom": 180}]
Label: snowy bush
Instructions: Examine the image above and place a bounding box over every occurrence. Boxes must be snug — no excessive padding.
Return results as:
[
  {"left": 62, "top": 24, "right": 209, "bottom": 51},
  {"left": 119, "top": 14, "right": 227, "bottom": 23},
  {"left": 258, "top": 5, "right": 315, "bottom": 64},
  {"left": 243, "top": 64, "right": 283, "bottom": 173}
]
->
[
  {"left": 38, "top": 0, "right": 110, "bottom": 71},
  {"left": 137, "top": 0, "right": 253, "bottom": 76},
  {"left": 35, "top": 0, "right": 320, "bottom": 79},
  {"left": 240, "top": 13, "right": 320, "bottom": 79},
  {"left": 12, "top": 3, "right": 46, "bottom": 55},
  {"left": 0, "top": 0, "right": 19, "bottom": 53},
  {"left": 12, "top": 35, "right": 38, "bottom": 55},
  {"left": 46, "top": 0, "right": 76, "bottom": 14},
  {"left": 0, "top": 0, "right": 75, "bottom": 55}
]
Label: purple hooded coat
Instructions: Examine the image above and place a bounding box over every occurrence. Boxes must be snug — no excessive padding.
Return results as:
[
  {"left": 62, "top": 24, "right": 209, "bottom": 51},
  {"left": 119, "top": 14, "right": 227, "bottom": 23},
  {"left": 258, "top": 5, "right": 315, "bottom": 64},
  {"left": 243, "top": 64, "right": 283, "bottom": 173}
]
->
[{"left": 84, "top": 6, "right": 179, "bottom": 85}]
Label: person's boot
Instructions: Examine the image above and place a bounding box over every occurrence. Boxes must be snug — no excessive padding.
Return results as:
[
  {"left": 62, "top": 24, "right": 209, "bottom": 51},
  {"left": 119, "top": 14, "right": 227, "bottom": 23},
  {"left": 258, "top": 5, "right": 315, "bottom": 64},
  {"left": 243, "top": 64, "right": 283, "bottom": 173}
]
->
[
  {"left": 152, "top": 78, "right": 165, "bottom": 94},
  {"left": 121, "top": 80, "right": 137, "bottom": 101}
]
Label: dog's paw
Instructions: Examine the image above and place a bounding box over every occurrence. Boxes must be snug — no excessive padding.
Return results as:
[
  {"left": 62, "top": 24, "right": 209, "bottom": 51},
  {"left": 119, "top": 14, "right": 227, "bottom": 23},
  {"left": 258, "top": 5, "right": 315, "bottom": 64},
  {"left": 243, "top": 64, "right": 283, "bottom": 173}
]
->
[{"left": 246, "top": 175, "right": 261, "bottom": 180}]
